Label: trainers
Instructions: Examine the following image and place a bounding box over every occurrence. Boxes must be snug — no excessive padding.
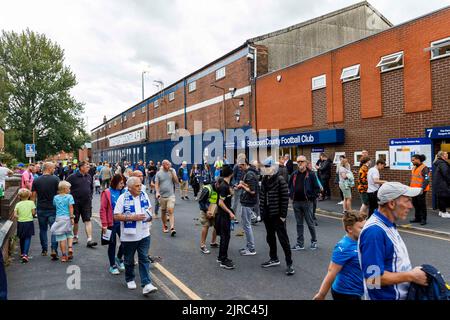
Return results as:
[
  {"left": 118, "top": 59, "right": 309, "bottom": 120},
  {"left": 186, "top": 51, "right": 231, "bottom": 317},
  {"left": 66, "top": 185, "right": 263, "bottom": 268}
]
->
[
  {"left": 310, "top": 242, "right": 318, "bottom": 250},
  {"left": 291, "top": 244, "right": 305, "bottom": 251},
  {"left": 256, "top": 216, "right": 261, "bottom": 222},
  {"left": 200, "top": 246, "right": 211, "bottom": 254},
  {"left": 115, "top": 257, "right": 125, "bottom": 271},
  {"left": 185, "top": 196, "right": 190, "bottom": 200},
  {"left": 50, "top": 250, "right": 59, "bottom": 261},
  {"left": 60, "top": 255, "right": 68, "bottom": 263},
  {"left": 162, "top": 225, "right": 169, "bottom": 233},
  {"left": 220, "top": 259, "right": 235, "bottom": 270},
  {"left": 109, "top": 266, "right": 120, "bottom": 275},
  {"left": 127, "top": 281, "right": 137, "bottom": 290},
  {"left": 41, "top": 250, "right": 48, "bottom": 257},
  {"left": 143, "top": 283, "right": 158, "bottom": 295},
  {"left": 439, "top": 211, "right": 444, "bottom": 217},
  {"left": 240, "top": 249, "right": 256, "bottom": 256},
  {"left": 21, "top": 255, "right": 29, "bottom": 263},
  {"left": 337, "top": 201, "right": 344, "bottom": 205},
  {"left": 286, "top": 265, "right": 295, "bottom": 276},
  {"left": 210, "top": 242, "right": 219, "bottom": 248},
  {"left": 87, "top": 240, "right": 98, "bottom": 248},
  {"left": 441, "top": 212, "right": 450, "bottom": 219},
  {"left": 261, "top": 259, "right": 280, "bottom": 268},
  {"left": 170, "top": 228, "right": 176, "bottom": 237},
  {"left": 73, "top": 237, "right": 78, "bottom": 244}
]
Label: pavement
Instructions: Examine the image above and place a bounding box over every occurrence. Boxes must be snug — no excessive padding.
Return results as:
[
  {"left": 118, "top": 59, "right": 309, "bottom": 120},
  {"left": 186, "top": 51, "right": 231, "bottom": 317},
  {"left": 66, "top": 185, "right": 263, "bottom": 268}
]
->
[{"left": 5, "top": 188, "right": 450, "bottom": 300}]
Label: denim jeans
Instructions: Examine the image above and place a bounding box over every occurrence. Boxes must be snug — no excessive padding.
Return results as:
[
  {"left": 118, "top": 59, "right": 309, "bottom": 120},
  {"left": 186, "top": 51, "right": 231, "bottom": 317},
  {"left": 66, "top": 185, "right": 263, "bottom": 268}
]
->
[
  {"left": 108, "top": 222, "right": 124, "bottom": 267},
  {"left": 241, "top": 206, "right": 255, "bottom": 251},
  {"left": 122, "top": 236, "right": 151, "bottom": 287},
  {"left": 37, "top": 209, "right": 58, "bottom": 252},
  {"left": 0, "top": 250, "right": 6, "bottom": 300},
  {"left": 293, "top": 201, "right": 317, "bottom": 246},
  {"left": 20, "top": 237, "right": 32, "bottom": 256},
  {"left": 232, "top": 189, "right": 242, "bottom": 216}
]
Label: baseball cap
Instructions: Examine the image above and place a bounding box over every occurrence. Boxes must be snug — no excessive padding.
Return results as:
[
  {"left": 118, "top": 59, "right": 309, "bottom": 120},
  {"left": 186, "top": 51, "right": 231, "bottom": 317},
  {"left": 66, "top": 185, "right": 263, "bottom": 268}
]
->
[{"left": 377, "top": 182, "right": 422, "bottom": 205}]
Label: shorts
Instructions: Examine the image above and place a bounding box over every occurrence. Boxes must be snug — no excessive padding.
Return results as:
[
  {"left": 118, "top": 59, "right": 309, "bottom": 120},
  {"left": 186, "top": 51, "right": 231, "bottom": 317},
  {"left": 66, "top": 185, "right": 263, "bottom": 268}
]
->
[
  {"left": 160, "top": 196, "right": 176, "bottom": 212},
  {"left": 359, "top": 192, "right": 369, "bottom": 205},
  {"left": 56, "top": 231, "right": 74, "bottom": 242},
  {"left": 339, "top": 182, "right": 352, "bottom": 199},
  {"left": 74, "top": 202, "right": 92, "bottom": 223},
  {"left": 200, "top": 210, "right": 214, "bottom": 227},
  {"left": 180, "top": 181, "right": 189, "bottom": 191}
]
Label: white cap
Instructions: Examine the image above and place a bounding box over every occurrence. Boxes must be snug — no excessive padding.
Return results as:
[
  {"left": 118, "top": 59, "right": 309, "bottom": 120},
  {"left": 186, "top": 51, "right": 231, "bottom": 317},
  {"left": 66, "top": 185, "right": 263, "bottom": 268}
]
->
[{"left": 377, "top": 182, "right": 422, "bottom": 205}]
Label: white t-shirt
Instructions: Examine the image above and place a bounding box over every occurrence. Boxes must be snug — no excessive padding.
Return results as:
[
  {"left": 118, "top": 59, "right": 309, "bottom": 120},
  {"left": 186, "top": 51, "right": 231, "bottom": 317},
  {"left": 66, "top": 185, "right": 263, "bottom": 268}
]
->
[
  {"left": 114, "top": 192, "right": 152, "bottom": 242},
  {"left": 367, "top": 167, "right": 380, "bottom": 193},
  {"left": 0, "top": 167, "right": 11, "bottom": 189}
]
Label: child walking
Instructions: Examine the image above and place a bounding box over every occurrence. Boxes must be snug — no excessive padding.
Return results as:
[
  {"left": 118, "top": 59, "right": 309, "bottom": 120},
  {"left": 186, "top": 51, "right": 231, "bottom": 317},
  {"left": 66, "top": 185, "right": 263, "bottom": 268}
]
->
[
  {"left": 52, "top": 181, "right": 75, "bottom": 262},
  {"left": 14, "top": 188, "right": 36, "bottom": 263},
  {"left": 94, "top": 174, "right": 101, "bottom": 194}
]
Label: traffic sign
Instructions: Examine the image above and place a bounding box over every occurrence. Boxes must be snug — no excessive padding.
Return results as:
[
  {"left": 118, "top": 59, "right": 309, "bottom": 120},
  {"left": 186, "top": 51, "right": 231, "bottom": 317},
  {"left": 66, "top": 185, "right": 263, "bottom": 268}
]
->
[{"left": 25, "top": 144, "right": 36, "bottom": 157}]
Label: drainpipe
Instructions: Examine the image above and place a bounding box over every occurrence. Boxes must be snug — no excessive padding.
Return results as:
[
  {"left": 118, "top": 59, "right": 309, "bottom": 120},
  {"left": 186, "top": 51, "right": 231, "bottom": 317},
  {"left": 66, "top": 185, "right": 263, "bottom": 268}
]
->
[{"left": 184, "top": 79, "right": 187, "bottom": 129}]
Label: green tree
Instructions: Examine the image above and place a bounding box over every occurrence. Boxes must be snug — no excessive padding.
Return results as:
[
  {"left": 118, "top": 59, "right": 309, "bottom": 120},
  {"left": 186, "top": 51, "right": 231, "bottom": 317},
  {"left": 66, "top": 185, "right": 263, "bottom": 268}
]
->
[{"left": 0, "top": 29, "right": 88, "bottom": 161}]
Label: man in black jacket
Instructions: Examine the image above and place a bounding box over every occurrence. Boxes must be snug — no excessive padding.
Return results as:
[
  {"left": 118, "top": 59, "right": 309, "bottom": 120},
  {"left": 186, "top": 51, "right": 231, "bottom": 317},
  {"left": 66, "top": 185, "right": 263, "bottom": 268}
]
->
[
  {"left": 289, "top": 155, "right": 320, "bottom": 251},
  {"left": 316, "top": 153, "right": 332, "bottom": 200},
  {"left": 433, "top": 151, "right": 450, "bottom": 218},
  {"left": 260, "top": 157, "right": 294, "bottom": 276},
  {"left": 284, "top": 154, "right": 294, "bottom": 177},
  {"left": 236, "top": 158, "right": 258, "bottom": 256}
]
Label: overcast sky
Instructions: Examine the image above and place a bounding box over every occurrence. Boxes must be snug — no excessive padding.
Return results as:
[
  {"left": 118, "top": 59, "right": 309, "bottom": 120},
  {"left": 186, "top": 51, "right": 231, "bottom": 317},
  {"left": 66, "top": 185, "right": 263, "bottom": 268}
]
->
[{"left": 1, "top": 0, "right": 449, "bottom": 130}]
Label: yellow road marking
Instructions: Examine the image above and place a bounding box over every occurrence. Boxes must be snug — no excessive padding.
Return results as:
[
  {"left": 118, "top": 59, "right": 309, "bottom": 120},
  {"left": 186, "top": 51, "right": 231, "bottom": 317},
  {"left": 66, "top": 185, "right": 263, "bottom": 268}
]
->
[
  {"left": 315, "top": 212, "right": 450, "bottom": 242},
  {"left": 153, "top": 262, "right": 202, "bottom": 300}
]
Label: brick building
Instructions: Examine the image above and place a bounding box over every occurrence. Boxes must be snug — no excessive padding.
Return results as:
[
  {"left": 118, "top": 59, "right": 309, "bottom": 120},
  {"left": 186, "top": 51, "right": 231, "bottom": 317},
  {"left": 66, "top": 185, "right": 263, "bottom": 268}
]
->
[
  {"left": 254, "top": 6, "right": 450, "bottom": 202},
  {"left": 90, "top": 1, "right": 390, "bottom": 166}
]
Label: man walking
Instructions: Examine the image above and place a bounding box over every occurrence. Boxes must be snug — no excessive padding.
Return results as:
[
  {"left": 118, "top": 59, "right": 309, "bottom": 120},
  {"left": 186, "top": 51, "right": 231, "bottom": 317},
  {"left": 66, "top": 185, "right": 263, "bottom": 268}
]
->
[
  {"left": 231, "top": 154, "right": 246, "bottom": 223},
  {"left": 113, "top": 176, "right": 157, "bottom": 295},
  {"left": 289, "top": 155, "right": 321, "bottom": 251},
  {"left": 284, "top": 154, "right": 294, "bottom": 179},
  {"left": 260, "top": 157, "right": 294, "bottom": 275},
  {"left": 147, "top": 160, "right": 158, "bottom": 192},
  {"left": 316, "top": 153, "right": 332, "bottom": 200},
  {"left": 67, "top": 161, "right": 97, "bottom": 247},
  {"left": 367, "top": 160, "right": 387, "bottom": 216},
  {"left": 155, "top": 160, "right": 178, "bottom": 236},
  {"left": 31, "top": 162, "right": 60, "bottom": 259},
  {"left": 236, "top": 158, "right": 258, "bottom": 256},
  {"left": 358, "top": 182, "right": 428, "bottom": 300},
  {"left": 177, "top": 161, "right": 190, "bottom": 200},
  {"left": 21, "top": 163, "right": 35, "bottom": 190},
  {"left": 100, "top": 163, "right": 113, "bottom": 191}
]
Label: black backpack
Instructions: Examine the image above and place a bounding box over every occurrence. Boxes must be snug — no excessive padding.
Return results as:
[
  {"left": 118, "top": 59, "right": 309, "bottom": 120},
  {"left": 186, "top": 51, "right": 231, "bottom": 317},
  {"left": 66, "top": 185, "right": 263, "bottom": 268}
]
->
[{"left": 407, "top": 264, "right": 450, "bottom": 300}]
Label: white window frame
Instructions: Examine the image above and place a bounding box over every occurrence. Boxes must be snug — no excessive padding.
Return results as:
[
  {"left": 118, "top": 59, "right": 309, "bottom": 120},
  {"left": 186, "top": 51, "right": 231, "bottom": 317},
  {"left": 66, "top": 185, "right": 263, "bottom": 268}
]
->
[
  {"left": 353, "top": 151, "right": 363, "bottom": 167},
  {"left": 114, "top": 120, "right": 117, "bottom": 126},
  {"left": 340, "top": 64, "right": 360, "bottom": 82},
  {"left": 333, "top": 152, "right": 346, "bottom": 165},
  {"left": 142, "top": 106, "right": 146, "bottom": 113},
  {"left": 376, "top": 51, "right": 404, "bottom": 73},
  {"left": 108, "top": 124, "right": 111, "bottom": 128},
  {"left": 430, "top": 37, "right": 450, "bottom": 60},
  {"left": 215, "top": 67, "right": 226, "bottom": 80},
  {"left": 132, "top": 111, "right": 135, "bottom": 118},
  {"left": 154, "top": 99, "right": 159, "bottom": 108},
  {"left": 375, "top": 151, "right": 390, "bottom": 167},
  {"left": 188, "top": 81, "right": 196, "bottom": 93},
  {"left": 169, "top": 91, "right": 175, "bottom": 101},
  {"left": 123, "top": 114, "right": 127, "bottom": 122},
  {"left": 312, "top": 74, "right": 326, "bottom": 90}
]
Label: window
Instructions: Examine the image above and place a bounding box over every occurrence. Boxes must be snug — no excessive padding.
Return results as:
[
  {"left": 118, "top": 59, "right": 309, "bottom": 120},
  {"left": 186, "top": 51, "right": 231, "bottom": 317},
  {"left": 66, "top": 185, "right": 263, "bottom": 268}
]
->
[
  {"left": 430, "top": 37, "right": 450, "bottom": 60},
  {"left": 340, "top": 64, "right": 360, "bottom": 82},
  {"left": 188, "top": 81, "right": 196, "bottom": 93},
  {"left": 375, "top": 151, "right": 390, "bottom": 167},
  {"left": 142, "top": 106, "right": 146, "bottom": 113},
  {"left": 353, "top": 151, "right": 363, "bottom": 167},
  {"left": 108, "top": 124, "right": 111, "bottom": 128},
  {"left": 123, "top": 114, "right": 127, "bottom": 121},
  {"left": 169, "top": 92, "right": 175, "bottom": 101},
  {"left": 114, "top": 120, "right": 117, "bottom": 126},
  {"left": 312, "top": 74, "right": 326, "bottom": 90},
  {"left": 376, "top": 51, "right": 404, "bottom": 72},
  {"left": 154, "top": 99, "right": 159, "bottom": 108},
  {"left": 132, "top": 111, "right": 135, "bottom": 118},
  {"left": 215, "top": 67, "right": 226, "bottom": 80}
]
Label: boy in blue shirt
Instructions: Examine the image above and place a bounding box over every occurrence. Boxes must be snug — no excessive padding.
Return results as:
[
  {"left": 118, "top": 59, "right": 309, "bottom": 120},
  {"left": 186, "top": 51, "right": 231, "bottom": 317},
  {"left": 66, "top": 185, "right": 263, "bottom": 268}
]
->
[{"left": 52, "top": 181, "right": 75, "bottom": 262}]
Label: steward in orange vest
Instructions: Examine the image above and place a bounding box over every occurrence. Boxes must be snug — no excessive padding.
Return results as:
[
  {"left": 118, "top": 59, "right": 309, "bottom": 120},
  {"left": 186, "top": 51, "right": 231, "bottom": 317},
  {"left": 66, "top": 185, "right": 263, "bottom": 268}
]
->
[{"left": 410, "top": 154, "right": 430, "bottom": 225}]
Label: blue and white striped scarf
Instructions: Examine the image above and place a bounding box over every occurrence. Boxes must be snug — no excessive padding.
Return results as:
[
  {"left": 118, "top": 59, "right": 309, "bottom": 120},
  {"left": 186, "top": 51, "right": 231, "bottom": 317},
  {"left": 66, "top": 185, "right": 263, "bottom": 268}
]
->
[{"left": 123, "top": 190, "right": 150, "bottom": 233}]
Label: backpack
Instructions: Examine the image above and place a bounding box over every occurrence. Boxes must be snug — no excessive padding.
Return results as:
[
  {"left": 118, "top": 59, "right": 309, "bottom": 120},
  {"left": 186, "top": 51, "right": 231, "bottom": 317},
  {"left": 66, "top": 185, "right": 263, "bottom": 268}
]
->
[{"left": 407, "top": 264, "right": 450, "bottom": 300}]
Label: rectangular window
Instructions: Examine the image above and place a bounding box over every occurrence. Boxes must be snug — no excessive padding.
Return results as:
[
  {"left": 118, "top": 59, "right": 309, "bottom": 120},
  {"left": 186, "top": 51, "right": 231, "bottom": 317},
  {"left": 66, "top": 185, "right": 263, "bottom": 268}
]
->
[
  {"left": 142, "top": 106, "right": 146, "bottom": 113},
  {"left": 215, "top": 67, "right": 226, "bottom": 80},
  {"left": 430, "top": 37, "right": 450, "bottom": 60},
  {"left": 376, "top": 51, "right": 404, "bottom": 72},
  {"left": 169, "top": 92, "right": 175, "bottom": 101},
  {"left": 188, "top": 81, "right": 196, "bottom": 93},
  {"left": 124, "top": 114, "right": 127, "bottom": 122},
  {"left": 312, "top": 74, "right": 326, "bottom": 90},
  {"left": 132, "top": 111, "right": 135, "bottom": 118},
  {"left": 108, "top": 124, "right": 111, "bottom": 128},
  {"left": 340, "top": 64, "right": 360, "bottom": 82},
  {"left": 114, "top": 120, "right": 117, "bottom": 126},
  {"left": 154, "top": 99, "right": 159, "bottom": 108}
]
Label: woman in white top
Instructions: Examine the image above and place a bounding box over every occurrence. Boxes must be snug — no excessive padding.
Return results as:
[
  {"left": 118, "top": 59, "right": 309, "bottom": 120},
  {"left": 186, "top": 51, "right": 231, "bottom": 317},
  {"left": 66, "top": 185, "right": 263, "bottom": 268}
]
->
[{"left": 338, "top": 158, "right": 354, "bottom": 213}]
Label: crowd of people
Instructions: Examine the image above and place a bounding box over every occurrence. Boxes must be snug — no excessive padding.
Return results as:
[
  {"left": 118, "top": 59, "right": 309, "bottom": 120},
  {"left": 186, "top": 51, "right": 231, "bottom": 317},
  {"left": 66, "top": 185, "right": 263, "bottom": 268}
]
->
[{"left": 1, "top": 148, "right": 449, "bottom": 300}]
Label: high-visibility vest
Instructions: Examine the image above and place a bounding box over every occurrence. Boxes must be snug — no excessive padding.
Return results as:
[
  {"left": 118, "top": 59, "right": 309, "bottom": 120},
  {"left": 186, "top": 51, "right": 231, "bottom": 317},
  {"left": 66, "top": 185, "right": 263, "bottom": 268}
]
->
[
  {"left": 204, "top": 184, "right": 218, "bottom": 204},
  {"left": 410, "top": 164, "right": 430, "bottom": 191}
]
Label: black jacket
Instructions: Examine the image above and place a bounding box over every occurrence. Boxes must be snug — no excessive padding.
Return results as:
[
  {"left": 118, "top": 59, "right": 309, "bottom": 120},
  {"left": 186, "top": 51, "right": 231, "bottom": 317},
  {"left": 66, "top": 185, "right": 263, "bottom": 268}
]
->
[
  {"left": 259, "top": 172, "right": 289, "bottom": 219},
  {"left": 433, "top": 159, "right": 450, "bottom": 198},
  {"left": 407, "top": 264, "right": 450, "bottom": 300},
  {"left": 278, "top": 165, "right": 289, "bottom": 183},
  {"left": 240, "top": 166, "right": 259, "bottom": 207},
  {"left": 318, "top": 159, "right": 333, "bottom": 180},
  {"left": 285, "top": 159, "right": 294, "bottom": 175},
  {"left": 288, "top": 169, "right": 321, "bottom": 201}
]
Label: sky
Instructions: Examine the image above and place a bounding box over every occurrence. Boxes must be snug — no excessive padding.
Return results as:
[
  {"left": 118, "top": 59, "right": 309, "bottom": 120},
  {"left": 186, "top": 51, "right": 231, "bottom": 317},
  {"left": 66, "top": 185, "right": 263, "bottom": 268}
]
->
[{"left": 1, "top": 0, "right": 449, "bottom": 131}]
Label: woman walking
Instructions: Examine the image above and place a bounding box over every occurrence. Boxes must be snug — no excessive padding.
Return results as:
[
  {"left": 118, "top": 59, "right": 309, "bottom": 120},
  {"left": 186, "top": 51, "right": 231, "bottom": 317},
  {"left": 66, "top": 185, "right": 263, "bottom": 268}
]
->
[
  {"left": 100, "top": 174, "right": 127, "bottom": 275},
  {"left": 190, "top": 163, "right": 202, "bottom": 200},
  {"left": 338, "top": 158, "right": 354, "bottom": 214}
]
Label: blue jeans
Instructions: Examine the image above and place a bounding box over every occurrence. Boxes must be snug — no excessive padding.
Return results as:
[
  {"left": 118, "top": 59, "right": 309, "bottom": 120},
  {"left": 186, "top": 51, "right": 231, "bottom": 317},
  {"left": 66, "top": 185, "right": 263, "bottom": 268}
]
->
[
  {"left": 37, "top": 210, "right": 58, "bottom": 252},
  {"left": 293, "top": 201, "right": 317, "bottom": 246},
  {"left": 0, "top": 250, "right": 7, "bottom": 300},
  {"left": 241, "top": 206, "right": 255, "bottom": 251},
  {"left": 20, "top": 237, "right": 32, "bottom": 256},
  {"left": 108, "top": 222, "right": 124, "bottom": 267},
  {"left": 122, "top": 236, "right": 151, "bottom": 287}
]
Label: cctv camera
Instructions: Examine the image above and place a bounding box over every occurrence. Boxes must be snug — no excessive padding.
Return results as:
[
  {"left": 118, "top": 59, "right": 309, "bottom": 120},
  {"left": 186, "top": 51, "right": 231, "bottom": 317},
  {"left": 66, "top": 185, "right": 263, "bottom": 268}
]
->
[{"left": 246, "top": 53, "right": 254, "bottom": 60}]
